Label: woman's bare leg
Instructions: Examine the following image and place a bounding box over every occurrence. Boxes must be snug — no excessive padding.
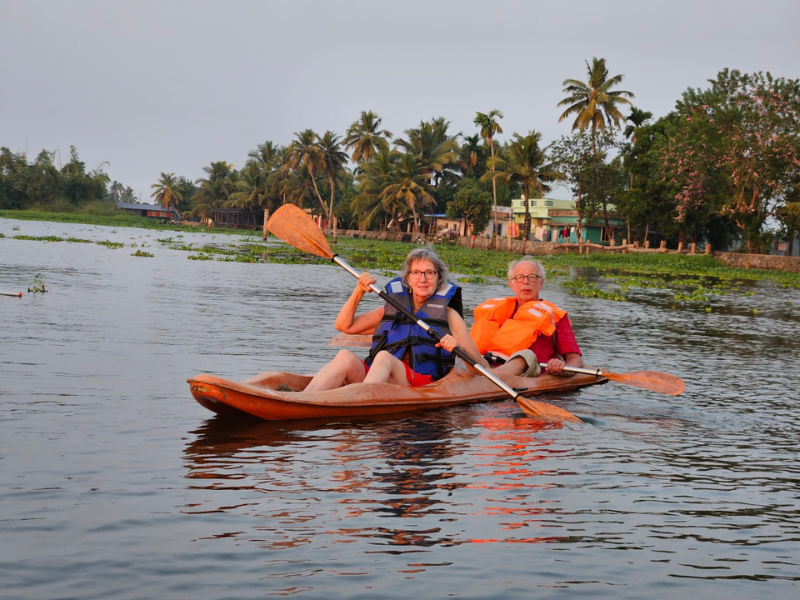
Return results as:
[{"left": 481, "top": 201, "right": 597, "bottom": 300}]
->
[
  {"left": 363, "top": 351, "right": 412, "bottom": 386},
  {"left": 304, "top": 350, "right": 368, "bottom": 392}
]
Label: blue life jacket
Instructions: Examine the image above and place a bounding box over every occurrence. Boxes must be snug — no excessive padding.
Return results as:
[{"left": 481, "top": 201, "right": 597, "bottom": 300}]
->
[{"left": 365, "top": 277, "right": 463, "bottom": 381}]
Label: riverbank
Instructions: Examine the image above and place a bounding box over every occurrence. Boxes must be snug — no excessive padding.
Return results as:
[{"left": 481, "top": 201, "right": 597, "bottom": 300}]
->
[{"left": 4, "top": 214, "right": 799, "bottom": 308}]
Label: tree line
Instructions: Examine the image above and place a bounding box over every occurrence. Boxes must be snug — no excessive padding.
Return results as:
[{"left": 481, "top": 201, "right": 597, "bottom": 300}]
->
[{"left": 3, "top": 59, "right": 799, "bottom": 253}]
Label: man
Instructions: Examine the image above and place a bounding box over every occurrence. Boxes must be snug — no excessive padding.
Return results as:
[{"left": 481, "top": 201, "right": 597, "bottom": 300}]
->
[{"left": 470, "top": 257, "right": 583, "bottom": 378}]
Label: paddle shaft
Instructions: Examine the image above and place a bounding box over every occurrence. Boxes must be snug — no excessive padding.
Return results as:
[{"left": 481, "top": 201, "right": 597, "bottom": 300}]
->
[
  {"left": 539, "top": 363, "right": 603, "bottom": 378},
  {"left": 333, "top": 255, "right": 524, "bottom": 401},
  {"left": 1, "top": 291, "right": 22, "bottom": 297}
]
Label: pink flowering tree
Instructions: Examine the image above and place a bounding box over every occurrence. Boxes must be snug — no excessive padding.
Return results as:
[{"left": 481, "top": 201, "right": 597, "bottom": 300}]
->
[{"left": 666, "top": 70, "right": 800, "bottom": 252}]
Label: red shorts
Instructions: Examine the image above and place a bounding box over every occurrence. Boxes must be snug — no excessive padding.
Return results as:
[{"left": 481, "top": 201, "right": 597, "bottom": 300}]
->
[{"left": 361, "top": 361, "right": 435, "bottom": 387}]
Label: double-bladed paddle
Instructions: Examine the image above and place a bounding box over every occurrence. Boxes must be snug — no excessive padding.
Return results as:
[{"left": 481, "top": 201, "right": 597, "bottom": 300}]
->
[
  {"left": 327, "top": 333, "right": 685, "bottom": 396},
  {"left": 539, "top": 365, "right": 685, "bottom": 396},
  {"left": 267, "top": 203, "right": 581, "bottom": 424}
]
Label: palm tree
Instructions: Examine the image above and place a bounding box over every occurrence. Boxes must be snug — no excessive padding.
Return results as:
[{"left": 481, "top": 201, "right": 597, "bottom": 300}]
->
[
  {"left": 351, "top": 147, "right": 399, "bottom": 230},
  {"left": 623, "top": 107, "right": 653, "bottom": 144},
  {"left": 317, "top": 131, "right": 350, "bottom": 241},
  {"left": 267, "top": 146, "right": 293, "bottom": 206},
  {"left": 457, "top": 134, "right": 481, "bottom": 178},
  {"left": 287, "top": 129, "right": 326, "bottom": 220},
  {"left": 228, "top": 162, "right": 269, "bottom": 211},
  {"left": 558, "top": 57, "right": 634, "bottom": 135},
  {"left": 151, "top": 172, "right": 183, "bottom": 218},
  {"left": 108, "top": 181, "right": 124, "bottom": 203},
  {"left": 474, "top": 109, "right": 504, "bottom": 233},
  {"left": 343, "top": 110, "right": 393, "bottom": 165},
  {"left": 193, "top": 161, "right": 235, "bottom": 223},
  {"left": 395, "top": 118, "right": 460, "bottom": 187},
  {"left": 558, "top": 58, "right": 634, "bottom": 242},
  {"left": 484, "top": 131, "right": 562, "bottom": 246},
  {"left": 381, "top": 153, "right": 437, "bottom": 233},
  {"left": 247, "top": 140, "right": 281, "bottom": 238},
  {"left": 282, "top": 165, "right": 319, "bottom": 210}
]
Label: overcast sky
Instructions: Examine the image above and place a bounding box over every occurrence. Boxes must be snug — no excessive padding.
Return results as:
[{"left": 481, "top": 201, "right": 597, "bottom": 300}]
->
[{"left": 1, "top": 0, "right": 798, "bottom": 202}]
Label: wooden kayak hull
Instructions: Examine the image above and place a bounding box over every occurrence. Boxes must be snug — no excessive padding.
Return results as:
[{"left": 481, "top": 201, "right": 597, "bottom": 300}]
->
[{"left": 187, "top": 368, "right": 606, "bottom": 421}]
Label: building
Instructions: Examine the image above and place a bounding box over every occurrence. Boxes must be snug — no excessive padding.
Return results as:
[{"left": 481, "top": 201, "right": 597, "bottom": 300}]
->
[
  {"left": 547, "top": 209, "right": 626, "bottom": 244},
  {"left": 771, "top": 236, "right": 800, "bottom": 257},
  {"left": 116, "top": 202, "right": 181, "bottom": 222},
  {"left": 509, "top": 197, "right": 626, "bottom": 244},
  {"left": 511, "top": 197, "right": 576, "bottom": 241}
]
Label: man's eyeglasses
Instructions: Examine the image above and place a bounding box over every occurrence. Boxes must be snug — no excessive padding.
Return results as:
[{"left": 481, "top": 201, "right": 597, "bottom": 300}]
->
[
  {"left": 511, "top": 274, "right": 542, "bottom": 283},
  {"left": 408, "top": 270, "right": 438, "bottom": 280}
]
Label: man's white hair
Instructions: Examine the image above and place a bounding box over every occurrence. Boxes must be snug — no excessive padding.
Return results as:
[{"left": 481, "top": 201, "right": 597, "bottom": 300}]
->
[{"left": 507, "top": 256, "right": 545, "bottom": 281}]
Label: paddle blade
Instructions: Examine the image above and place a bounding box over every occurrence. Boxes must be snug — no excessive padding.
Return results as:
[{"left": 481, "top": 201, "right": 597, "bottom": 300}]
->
[
  {"left": 516, "top": 396, "right": 583, "bottom": 423},
  {"left": 603, "top": 370, "right": 685, "bottom": 396},
  {"left": 267, "top": 203, "right": 334, "bottom": 260},
  {"left": 328, "top": 333, "right": 373, "bottom": 348}
]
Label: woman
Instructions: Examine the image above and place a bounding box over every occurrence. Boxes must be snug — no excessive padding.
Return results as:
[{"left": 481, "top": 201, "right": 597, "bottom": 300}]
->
[{"left": 302, "top": 247, "right": 488, "bottom": 392}]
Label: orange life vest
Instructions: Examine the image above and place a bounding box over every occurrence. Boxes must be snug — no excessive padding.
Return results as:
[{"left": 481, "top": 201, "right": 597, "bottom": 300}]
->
[{"left": 470, "top": 297, "right": 568, "bottom": 356}]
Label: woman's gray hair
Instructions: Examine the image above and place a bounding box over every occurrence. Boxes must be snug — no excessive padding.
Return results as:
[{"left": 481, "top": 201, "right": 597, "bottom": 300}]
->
[
  {"left": 400, "top": 246, "right": 450, "bottom": 291},
  {"left": 507, "top": 256, "right": 545, "bottom": 281}
]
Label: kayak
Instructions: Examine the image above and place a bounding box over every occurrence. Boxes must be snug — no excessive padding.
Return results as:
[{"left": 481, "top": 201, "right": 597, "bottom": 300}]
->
[{"left": 187, "top": 367, "right": 606, "bottom": 421}]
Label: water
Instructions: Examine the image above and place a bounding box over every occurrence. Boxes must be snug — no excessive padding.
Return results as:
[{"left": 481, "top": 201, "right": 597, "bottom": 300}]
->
[{"left": 1, "top": 218, "right": 799, "bottom": 599}]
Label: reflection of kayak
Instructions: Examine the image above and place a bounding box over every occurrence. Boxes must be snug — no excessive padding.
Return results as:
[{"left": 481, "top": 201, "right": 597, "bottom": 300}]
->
[{"left": 187, "top": 367, "right": 606, "bottom": 421}]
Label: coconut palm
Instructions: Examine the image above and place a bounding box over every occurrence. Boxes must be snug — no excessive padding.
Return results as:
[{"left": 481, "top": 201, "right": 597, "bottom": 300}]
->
[
  {"left": 474, "top": 109, "right": 504, "bottom": 233},
  {"left": 287, "top": 129, "right": 326, "bottom": 216},
  {"left": 108, "top": 180, "right": 124, "bottom": 203},
  {"left": 282, "top": 165, "right": 319, "bottom": 210},
  {"left": 267, "top": 146, "right": 293, "bottom": 206},
  {"left": 484, "top": 131, "right": 562, "bottom": 242},
  {"left": 228, "top": 162, "right": 269, "bottom": 211},
  {"left": 318, "top": 131, "right": 350, "bottom": 241},
  {"left": 558, "top": 57, "right": 634, "bottom": 134},
  {"left": 343, "top": 110, "right": 393, "bottom": 164},
  {"left": 351, "top": 147, "right": 399, "bottom": 230},
  {"left": 395, "top": 118, "right": 460, "bottom": 188},
  {"left": 193, "top": 161, "right": 236, "bottom": 221},
  {"left": 150, "top": 172, "right": 183, "bottom": 217},
  {"left": 246, "top": 140, "right": 281, "bottom": 238},
  {"left": 381, "top": 153, "right": 437, "bottom": 233},
  {"left": 559, "top": 58, "right": 634, "bottom": 242},
  {"left": 248, "top": 140, "right": 280, "bottom": 170}
]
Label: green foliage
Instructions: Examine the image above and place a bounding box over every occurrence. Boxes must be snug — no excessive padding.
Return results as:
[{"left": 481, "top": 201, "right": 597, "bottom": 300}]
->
[
  {"left": 28, "top": 273, "right": 47, "bottom": 293},
  {"left": 447, "top": 179, "right": 492, "bottom": 235},
  {"left": 131, "top": 250, "right": 154, "bottom": 257},
  {"left": 1, "top": 145, "right": 112, "bottom": 210}
]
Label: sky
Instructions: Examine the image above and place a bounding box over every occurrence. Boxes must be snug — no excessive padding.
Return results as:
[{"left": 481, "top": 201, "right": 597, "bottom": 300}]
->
[{"left": 1, "top": 0, "right": 799, "bottom": 202}]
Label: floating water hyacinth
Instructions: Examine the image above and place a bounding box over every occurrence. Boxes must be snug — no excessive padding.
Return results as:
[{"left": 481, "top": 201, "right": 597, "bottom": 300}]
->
[{"left": 28, "top": 274, "right": 46, "bottom": 294}]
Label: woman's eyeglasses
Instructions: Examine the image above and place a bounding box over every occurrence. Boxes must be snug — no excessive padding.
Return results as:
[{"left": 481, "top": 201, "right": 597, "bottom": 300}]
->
[
  {"left": 511, "top": 274, "right": 542, "bottom": 283},
  {"left": 408, "top": 270, "right": 438, "bottom": 280}
]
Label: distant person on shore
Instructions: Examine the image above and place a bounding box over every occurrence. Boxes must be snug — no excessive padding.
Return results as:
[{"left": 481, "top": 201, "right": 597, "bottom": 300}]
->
[
  {"left": 291, "top": 247, "right": 490, "bottom": 393},
  {"left": 470, "top": 257, "right": 583, "bottom": 378}
]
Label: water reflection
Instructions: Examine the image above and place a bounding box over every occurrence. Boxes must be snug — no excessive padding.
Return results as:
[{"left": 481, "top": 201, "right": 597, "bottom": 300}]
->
[{"left": 182, "top": 405, "right": 574, "bottom": 553}]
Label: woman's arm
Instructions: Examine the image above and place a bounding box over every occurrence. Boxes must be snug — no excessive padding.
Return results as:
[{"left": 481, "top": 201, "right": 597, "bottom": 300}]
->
[
  {"left": 334, "top": 272, "right": 384, "bottom": 335},
  {"left": 437, "top": 308, "right": 490, "bottom": 373}
]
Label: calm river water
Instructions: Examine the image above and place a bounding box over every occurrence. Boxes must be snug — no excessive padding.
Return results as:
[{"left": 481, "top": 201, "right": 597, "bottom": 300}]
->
[{"left": 1, "top": 218, "right": 799, "bottom": 599}]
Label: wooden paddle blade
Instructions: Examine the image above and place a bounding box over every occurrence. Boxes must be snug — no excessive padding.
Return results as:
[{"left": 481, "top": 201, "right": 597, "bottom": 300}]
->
[
  {"left": 328, "top": 333, "right": 373, "bottom": 348},
  {"left": 267, "top": 204, "right": 334, "bottom": 260},
  {"left": 602, "top": 370, "right": 685, "bottom": 396},
  {"left": 516, "top": 396, "right": 583, "bottom": 423}
]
